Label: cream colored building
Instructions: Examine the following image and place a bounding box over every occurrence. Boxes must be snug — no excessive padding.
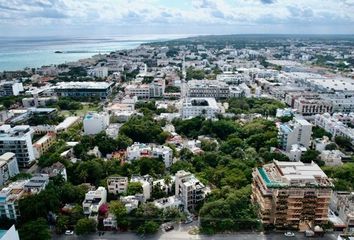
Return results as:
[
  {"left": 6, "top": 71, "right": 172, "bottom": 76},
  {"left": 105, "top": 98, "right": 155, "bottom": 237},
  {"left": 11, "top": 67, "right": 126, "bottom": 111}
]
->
[{"left": 252, "top": 160, "right": 333, "bottom": 229}]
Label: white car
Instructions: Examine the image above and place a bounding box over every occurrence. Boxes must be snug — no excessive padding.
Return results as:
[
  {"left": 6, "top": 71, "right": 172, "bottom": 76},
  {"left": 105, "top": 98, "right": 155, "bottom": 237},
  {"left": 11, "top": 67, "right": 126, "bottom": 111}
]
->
[
  {"left": 284, "top": 231, "right": 295, "bottom": 237},
  {"left": 65, "top": 230, "right": 74, "bottom": 235}
]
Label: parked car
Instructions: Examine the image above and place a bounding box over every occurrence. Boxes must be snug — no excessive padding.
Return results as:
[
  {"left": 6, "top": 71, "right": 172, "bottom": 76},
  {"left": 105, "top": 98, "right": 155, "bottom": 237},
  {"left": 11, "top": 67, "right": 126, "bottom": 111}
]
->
[
  {"left": 164, "top": 225, "right": 174, "bottom": 232},
  {"left": 183, "top": 217, "right": 193, "bottom": 224},
  {"left": 284, "top": 231, "right": 295, "bottom": 237},
  {"left": 65, "top": 230, "right": 74, "bottom": 235}
]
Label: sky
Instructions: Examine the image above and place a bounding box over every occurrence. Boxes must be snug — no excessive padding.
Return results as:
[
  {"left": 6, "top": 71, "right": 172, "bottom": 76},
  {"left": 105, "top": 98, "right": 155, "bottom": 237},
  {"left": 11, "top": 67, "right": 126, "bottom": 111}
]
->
[{"left": 0, "top": 0, "right": 354, "bottom": 37}]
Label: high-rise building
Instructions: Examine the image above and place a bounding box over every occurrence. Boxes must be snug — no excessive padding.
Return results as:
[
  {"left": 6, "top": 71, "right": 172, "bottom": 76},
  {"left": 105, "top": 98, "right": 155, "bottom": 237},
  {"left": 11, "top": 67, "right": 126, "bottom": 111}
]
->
[
  {"left": 278, "top": 117, "right": 312, "bottom": 152},
  {"left": 251, "top": 161, "right": 333, "bottom": 229},
  {"left": 0, "top": 125, "right": 35, "bottom": 168}
]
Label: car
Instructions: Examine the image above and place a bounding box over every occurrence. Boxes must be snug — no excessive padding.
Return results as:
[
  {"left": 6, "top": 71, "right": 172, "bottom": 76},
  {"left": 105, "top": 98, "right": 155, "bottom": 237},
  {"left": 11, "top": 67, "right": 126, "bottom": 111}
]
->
[
  {"left": 183, "top": 217, "right": 193, "bottom": 224},
  {"left": 164, "top": 225, "right": 174, "bottom": 232},
  {"left": 284, "top": 231, "right": 295, "bottom": 237},
  {"left": 65, "top": 230, "right": 74, "bottom": 235}
]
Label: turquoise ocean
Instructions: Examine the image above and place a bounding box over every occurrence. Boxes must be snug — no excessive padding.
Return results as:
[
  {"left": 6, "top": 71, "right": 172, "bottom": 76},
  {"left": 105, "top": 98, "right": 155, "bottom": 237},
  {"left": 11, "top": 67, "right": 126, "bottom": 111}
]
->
[{"left": 0, "top": 34, "right": 183, "bottom": 71}]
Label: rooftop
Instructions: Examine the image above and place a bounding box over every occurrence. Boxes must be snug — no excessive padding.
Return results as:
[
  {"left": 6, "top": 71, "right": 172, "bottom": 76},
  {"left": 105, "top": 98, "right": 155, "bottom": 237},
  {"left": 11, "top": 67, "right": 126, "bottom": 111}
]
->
[
  {"left": 258, "top": 160, "right": 333, "bottom": 188},
  {"left": 55, "top": 81, "right": 113, "bottom": 90}
]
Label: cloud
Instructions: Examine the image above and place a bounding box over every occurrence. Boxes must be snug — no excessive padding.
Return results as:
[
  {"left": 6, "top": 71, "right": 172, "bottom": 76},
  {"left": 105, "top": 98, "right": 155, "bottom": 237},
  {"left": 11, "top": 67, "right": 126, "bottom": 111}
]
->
[{"left": 0, "top": 0, "right": 353, "bottom": 35}]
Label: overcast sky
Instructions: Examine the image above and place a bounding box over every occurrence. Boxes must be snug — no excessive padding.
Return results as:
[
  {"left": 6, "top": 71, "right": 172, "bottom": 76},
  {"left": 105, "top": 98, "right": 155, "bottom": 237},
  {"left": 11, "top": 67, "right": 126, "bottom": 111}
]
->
[{"left": 0, "top": 0, "right": 354, "bottom": 37}]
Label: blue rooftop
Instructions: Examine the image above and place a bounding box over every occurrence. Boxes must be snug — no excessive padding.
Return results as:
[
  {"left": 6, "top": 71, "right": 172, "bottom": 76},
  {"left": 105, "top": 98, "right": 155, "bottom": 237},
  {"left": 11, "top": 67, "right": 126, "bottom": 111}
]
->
[{"left": 0, "top": 230, "right": 6, "bottom": 239}]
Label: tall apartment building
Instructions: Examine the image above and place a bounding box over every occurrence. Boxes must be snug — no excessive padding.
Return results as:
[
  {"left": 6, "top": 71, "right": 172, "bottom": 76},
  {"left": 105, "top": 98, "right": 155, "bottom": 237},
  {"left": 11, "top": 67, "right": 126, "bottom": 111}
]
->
[
  {"left": 0, "top": 81, "right": 23, "bottom": 97},
  {"left": 251, "top": 161, "right": 333, "bottom": 229},
  {"left": 0, "top": 153, "right": 19, "bottom": 187},
  {"left": 107, "top": 176, "right": 128, "bottom": 195},
  {"left": 175, "top": 170, "right": 207, "bottom": 211},
  {"left": 0, "top": 125, "right": 35, "bottom": 168},
  {"left": 83, "top": 112, "right": 110, "bottom": 135},
  {"left": 278, "top": 117, "right": 312, "bottom": 152},
  {"left": 187, "top": 80, "right": 230, "bottom": 99}
]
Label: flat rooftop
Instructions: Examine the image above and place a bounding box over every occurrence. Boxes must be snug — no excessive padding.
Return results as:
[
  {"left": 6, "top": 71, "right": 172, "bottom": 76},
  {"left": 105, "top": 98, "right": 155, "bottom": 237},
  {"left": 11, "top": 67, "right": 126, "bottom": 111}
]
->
[
  {"left": 55, "top": 81, "right": 113, "bottom": 90},
  {"left": 259, "top": 160, "right": 333, "bottom": 188}
]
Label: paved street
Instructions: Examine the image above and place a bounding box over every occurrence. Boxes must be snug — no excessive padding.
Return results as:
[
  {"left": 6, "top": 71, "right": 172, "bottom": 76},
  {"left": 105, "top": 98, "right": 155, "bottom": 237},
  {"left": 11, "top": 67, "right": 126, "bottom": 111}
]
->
[{"left": 53, "top": 222, "right": 340, "bottom": 240}]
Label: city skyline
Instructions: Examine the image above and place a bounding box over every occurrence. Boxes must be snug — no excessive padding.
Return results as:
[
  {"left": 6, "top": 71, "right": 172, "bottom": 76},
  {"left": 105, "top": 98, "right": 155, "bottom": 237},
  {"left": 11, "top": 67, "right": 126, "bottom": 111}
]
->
[{"left": 0, "top": 0, "right": 354, "bottom": 37}]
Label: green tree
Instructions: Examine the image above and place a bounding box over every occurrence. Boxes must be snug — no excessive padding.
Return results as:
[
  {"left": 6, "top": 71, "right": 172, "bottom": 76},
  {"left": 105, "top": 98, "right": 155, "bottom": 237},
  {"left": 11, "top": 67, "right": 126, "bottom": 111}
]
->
[
  {"left": 110, "top": 200, "right": 129, "bottom": 229},
  {"left": 127, "top": 182, "right": 143, "bottom": 195},
  {"left": 325, "top": 143, "right": 337, "bottom": 150},
  {"left": 19, "top": 218, "right": 51, "bottom": 240},
  {"left": 56, "top": 215, "right": 70, "bottom": 234},
  {"left": 301, "top": 150, "right": 320, "bottom": 163},
  {"left": 137, "top": 221, "right": 159, "bottom": 234},
  {"left": 335, "top": 136, "right": 352, "bottom": 150},
  {"left": 75, "top": 218, "right": 96, "bottom": 235}
]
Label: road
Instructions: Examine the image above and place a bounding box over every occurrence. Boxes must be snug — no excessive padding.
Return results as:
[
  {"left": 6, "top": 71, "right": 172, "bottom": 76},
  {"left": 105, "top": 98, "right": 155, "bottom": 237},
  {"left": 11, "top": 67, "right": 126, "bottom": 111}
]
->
[{"left": 54, "top": 222, "right": 340, "bottom": 240}]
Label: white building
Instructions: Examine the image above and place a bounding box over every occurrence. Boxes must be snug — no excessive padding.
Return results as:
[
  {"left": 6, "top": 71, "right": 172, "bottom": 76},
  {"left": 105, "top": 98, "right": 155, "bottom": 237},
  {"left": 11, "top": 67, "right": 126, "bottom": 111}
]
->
[
  {"left": 130, "top": 175, "right": 152, "bottom": 202},
  {"left": 0, "top": 180, "right": 28, "bottom": 220},
  {"left": 93, "top": 67, "right": 109, "bottom": 78},
  {"left": 83, "top": 112, "right": 110, "bottom": 135},
  {"left": 320, "top": 150, "right": 345, "bottom": 166},
  {"left": 107, "top": 176, "right": 128, "bottom": 195},
  {"left": 0, "top": 125, "right": 35, "bottom": 168},
  {"left": 0, "top": 153, "right": 19, "bottom": 187},
  {"left": 187, "top": 80, "right": 230, "bottom": 99},
  {"left": 153, "top": 196, "right": 183, "bottom": 211},
  {"left": 82, "top": 186, "right": 107, "bottom": 217},
  {"left": 315, "top": 113, "right": 354, "bottom": 145},
  {"left": 175, "top": 170, "right": 207, "bottom": 211},
  {"left": 126, "top": 143, "right": 173, "bottom": 168},
  {"left": 24, "top": 174, "right": 49, "bottom": 194},
  {"left": 55, "top": 116, "right": 80, "bottom": 133},
  {"left": 181, "top": 98, "right": 221, "bottom": 119},
  {"left": 120, "top": 195, "right": 139, "bottom": 213},
  {"left": 0, "top": 81, "right": 23, "bottom": 97},
  {"left": 0, "top": 225, "right": 20, "bottom": 240},
  {"left": 278, "top": 117, "right": 312, "bottom": 152},
  {"left": 330, "top": 191, "right": 354, "bottom": 232}
]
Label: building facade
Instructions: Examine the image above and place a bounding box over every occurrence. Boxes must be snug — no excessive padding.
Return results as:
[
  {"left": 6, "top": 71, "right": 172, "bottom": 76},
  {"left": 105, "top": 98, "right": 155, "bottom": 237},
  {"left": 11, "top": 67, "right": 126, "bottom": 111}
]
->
[
  {"left": 0, "top": 153, "right": 19, "bottom": 187},
  {"left": 0, "top": 125, "right": 35, "bottom": 168},
  {"left": 278, "top": 117, "right": 312, "bottom": 152},
  {"left": 175, "top": 170, "right": 207, "bottom": 211},
  {"left": 251, "top": 161, "right": 333, "bottom": 229},
  {"left": 83, "top": 112, "right": 110, "bottom": 135}
]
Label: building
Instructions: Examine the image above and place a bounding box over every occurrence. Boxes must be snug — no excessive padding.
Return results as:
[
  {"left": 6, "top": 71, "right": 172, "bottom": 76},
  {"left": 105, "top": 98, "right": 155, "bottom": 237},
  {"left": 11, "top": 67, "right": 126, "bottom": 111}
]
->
[
  {"left": 130, "top": 175, "right": 152, "bottom": 202},
  {"left": 24, "top": 174, "right": 49, "bottom": 194},
  {"left": 83, "top": 112, "right": 110, "bottom": 135},
  {"left": 251, "top": 160, "right": 333, "bottom": 229},
  {"left": 82, "top": 186, "right": 107, "bottom": 217},
  {"left": 175, "top": 170, "right": 207, "bottom": 211},
  {"left": 120, "top": 195, "right": 139, "bottom": 213},
  {"left": 320, "top": 150, "right": 345, "bottom": 166},
  {"left": 33, "top": 132, "right": 56, "bottom": 158},
  {"left": 315, "top": 113, "right": 354, "bottom": 145},
  {"left": 330, "top": 191, "right": 354, "bottom": 232},
  {"left": 125, "top": 84, "right": 150, "bottom": 99},
  {"left": 278, "top": 117, "right": 312, "bottom": 152},
  {"left": 0, "top": 153, "right": 19, "bottom": 187},
  {"left": 126, "top": 143, "right": 173, "bottom": 168},
  {"left": 55, "top": 116, "right": 80, "bottom": 133},
  {"left": 0, "top": 180, "right": 28, "bottom": 220},
  {"left": 0, "top": 81, "right": 23, "bottom": 97},
  {"left": 153, "top": 196, "right": 183, "bottom": 211},
  {"left": 41, "top": 162, "right": 67, "bottom": 181},
  {"left": 92, "top": 67, "right": 108, "bottom": 78},
  {"left": 22, "top": 96, "right": 58, "bottom": 108},
  {"left": 181, "top": 98, "right": 221, "bottom": 119},
  {"left": 54, "top": 81, "right": 114, "bottom": 100},
  {"left": 0, "top": 125, "right": 35, "bottom": 168},
  {"left": 0, "top": 225, "right": 20, "bottom": 240},
  {"left": 187, "top": 80, "right": 230, "bottom": 99},
  {"left": 107, "top": 176, "right": 128, "bottom": 195}
]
